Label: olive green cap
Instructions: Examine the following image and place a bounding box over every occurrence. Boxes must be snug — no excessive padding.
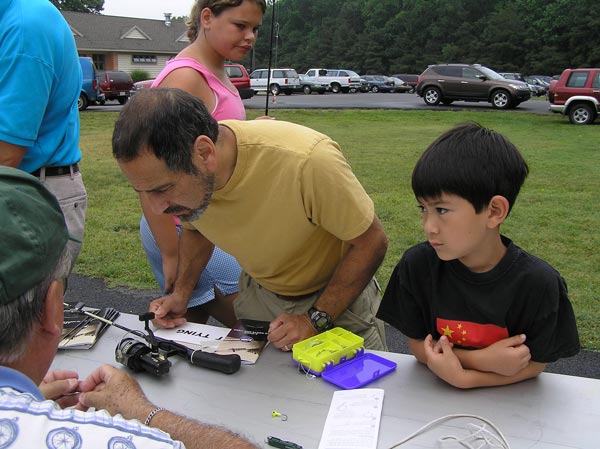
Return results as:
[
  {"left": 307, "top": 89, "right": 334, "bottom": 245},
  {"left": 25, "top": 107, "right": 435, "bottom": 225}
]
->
[{"left": 0, "top": 166, "right": 69, "bottom": 305}]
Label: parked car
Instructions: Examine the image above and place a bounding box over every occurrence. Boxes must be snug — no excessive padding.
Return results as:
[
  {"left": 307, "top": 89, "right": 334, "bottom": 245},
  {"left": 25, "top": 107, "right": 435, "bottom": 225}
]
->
[
  {"left": 297, "top": 74, "right": 327, "bottom": 94},
  {"left": 131, "top": 79, "right": 154, "bottom": 94},
  {"left": 250, "top": 68, "right": 300, "bottom": 95},
  {"left": 499, "top": 72, "right": 545, "bottom": 97},
  {"left": 391, "top": 74, "right": 419, "bottom": 93},
  {"left": 358, "top": 77, "right": 370, "bottom": 92},
  {"left": 361, "top": 75, "right": 395, "bottom": 93},
  {"left": 417, "top": 64, "right": 531, "bottom": 109},
  {"left": 96, "top": 70, "right": 134, "bottom": 104},
  {"left": 225, "top": 63, "right": 253, "bottom": 99},
  {"left": 78, "top": 56, "right": 104, "bottom": 111},
  {"left": 303, "top": 68, "right": 362, "bottom": 93},
  {"left": 387, "top": 76, "right": 413, "bottom": 93},
  {"left": 524, "top": 76, "right": 548, "bottom": 96},
  {"left": 525, "top": 76, "right": 550, "bottom": 93},
  {"left": 548, "top": 68, "right": 600, "bottom": 125},
  {"left": 529, "top": 75, "right": 553, "bottom": 85}
]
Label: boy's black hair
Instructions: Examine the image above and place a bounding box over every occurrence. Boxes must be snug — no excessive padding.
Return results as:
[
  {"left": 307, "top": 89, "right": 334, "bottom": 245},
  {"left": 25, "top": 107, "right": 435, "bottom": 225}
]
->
[{"left": 412, "top": 122, "right": 529, "bottom": 215}]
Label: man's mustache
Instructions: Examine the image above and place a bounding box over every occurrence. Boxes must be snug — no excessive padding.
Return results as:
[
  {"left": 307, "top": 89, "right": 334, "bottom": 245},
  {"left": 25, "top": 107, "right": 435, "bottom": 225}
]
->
[{"left": 164, "top": 205, "right": 190, "bottom": 215}]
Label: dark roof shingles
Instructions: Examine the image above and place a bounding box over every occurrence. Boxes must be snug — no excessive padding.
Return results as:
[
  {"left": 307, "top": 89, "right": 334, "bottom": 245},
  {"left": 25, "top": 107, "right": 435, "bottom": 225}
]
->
[{"left": 62, "top": 11, "right": 188, "bottom": 53}]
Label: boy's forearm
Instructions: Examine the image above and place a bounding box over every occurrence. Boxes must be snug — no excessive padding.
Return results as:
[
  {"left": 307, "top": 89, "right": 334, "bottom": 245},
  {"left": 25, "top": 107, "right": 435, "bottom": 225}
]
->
[
  {"left": 407, "top": 337, "right": 428, "bottom": 364},
  {"left": 453, "top": 334, "right": 531, "bottom": 376},
  {"left": 447, "top": 361, "right": 546, "bottom": 389}
]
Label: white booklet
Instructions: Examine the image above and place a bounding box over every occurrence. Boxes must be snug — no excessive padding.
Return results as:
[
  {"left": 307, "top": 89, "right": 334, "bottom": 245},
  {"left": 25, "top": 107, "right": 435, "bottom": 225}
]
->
[
  {"left": 153, "top": 319, "right": 270, "bottom": 364},
  {"left": 318, "top": 388, "right": 384, "bottom": 449},
  {"left": 153, "top": 322, "right": 230, "bottom": 352}
]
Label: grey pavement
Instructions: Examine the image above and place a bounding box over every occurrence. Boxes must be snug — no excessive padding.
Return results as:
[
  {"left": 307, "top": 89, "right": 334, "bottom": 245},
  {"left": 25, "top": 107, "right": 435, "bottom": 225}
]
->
[{"left": 67, "top": 273, "right": 600, "bottom": 380}]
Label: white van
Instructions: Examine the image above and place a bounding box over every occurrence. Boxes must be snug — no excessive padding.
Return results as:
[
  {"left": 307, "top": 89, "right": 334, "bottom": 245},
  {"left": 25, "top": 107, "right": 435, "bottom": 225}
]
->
[
  {"left": 249, "top": 68, "right": 300, "bottom": 95},
  {"left": 304, "top": 68, "right": 363, "bottom": 93}
]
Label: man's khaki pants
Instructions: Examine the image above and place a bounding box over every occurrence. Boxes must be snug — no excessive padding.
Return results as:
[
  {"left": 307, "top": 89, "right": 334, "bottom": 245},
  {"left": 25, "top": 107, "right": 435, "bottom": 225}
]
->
[{"left": 234, "top": 272, "right": 387, "bottom": 350}]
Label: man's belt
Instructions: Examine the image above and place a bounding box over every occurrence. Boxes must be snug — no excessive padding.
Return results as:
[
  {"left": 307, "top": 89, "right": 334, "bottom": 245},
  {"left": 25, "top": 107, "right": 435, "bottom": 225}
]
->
[
  {"left": 275, "top": 290, "right": 320, "bottom": 301},
  {"left": 31, "top": 163, "right": 79, "bottom": 177}
]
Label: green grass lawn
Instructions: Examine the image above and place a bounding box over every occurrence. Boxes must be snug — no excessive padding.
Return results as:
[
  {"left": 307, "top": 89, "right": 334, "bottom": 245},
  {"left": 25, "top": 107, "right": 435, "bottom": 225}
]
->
[{"left": 76, "top": 109, "right": 600, "bottom": 350}]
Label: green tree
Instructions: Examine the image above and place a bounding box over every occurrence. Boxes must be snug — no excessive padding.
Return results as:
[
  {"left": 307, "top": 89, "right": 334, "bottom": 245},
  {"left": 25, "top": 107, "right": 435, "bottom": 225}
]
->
[
  {"left": 50, "top": 0, "right": 104, "bottom": 14},
  {"left": 249, "top": 0, "right": 600, "bottom": 77}
]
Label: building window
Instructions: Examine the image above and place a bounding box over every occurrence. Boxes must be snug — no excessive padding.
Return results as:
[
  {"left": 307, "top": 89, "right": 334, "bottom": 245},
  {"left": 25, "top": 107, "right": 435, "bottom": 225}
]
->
[
  {"left": 132, "top": 55, "right": 157, "bottom": 64},
  {"left": 92, "top": 54, "right": 105, "bottom": 70}
]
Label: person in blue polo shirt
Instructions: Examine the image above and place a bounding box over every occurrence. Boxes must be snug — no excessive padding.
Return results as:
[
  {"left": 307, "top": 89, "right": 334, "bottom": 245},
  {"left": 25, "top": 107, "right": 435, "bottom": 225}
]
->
[{"left": 0, "top": 0, "right": 87, "bottom": 268}]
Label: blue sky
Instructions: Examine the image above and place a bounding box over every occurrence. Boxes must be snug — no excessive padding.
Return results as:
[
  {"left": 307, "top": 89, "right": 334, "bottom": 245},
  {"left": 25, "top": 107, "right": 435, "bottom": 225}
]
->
[{"left": 101, "top": 0, "right": 193, "bottom": 20}]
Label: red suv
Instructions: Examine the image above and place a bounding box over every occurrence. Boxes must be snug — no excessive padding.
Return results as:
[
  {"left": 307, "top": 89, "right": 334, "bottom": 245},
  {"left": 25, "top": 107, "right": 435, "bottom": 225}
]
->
[
  {"left": 548, "top": 68, "right": 600, "bottom": 125},
  {"left": 225, "top": 63, "right": 253, "bottom": 99},
  {"left": 97, "top": 70, "right": 134, "bottom": 104}
]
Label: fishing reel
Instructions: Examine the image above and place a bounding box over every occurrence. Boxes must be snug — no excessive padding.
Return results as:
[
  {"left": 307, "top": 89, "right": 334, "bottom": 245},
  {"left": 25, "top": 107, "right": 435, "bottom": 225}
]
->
[{"left": 113, "top": 312, "right": 242, "bottom": 376}]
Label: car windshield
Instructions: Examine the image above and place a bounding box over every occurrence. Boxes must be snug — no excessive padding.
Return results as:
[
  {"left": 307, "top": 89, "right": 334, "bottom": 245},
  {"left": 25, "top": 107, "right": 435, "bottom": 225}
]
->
[{"left": 478, "top": 66, "right": 505, "bottom": 80}]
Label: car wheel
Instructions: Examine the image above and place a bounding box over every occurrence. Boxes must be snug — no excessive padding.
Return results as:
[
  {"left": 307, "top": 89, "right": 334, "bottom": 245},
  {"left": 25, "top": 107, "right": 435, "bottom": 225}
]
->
[
  {"left": 371, "top": 86, "right": 379, "bottom": 93},
  {"left": 117, "top": 97, "right": 128, "bottom": 105},
  {"left": 408, "top": 87, "right": 416, "bottom": 94},
  {"left": 330, "top": 83, "right": 341, "bottom": 94},
  {"left": 318, "top": 90, "right": 326, "bottom": 95},
  {"left": 78, "top": 93, "right": 88, "bottom": 111},
  {"left": 569, "top": 103, "right": 595, "bottom": 125},
  {"left": 303, "top": 85, "right": 312, "bottom": 95},
  {"left": 491, "top": 89, "right": 512, "bottom": 109},
  {"left": 423, "top": 87, "right": 441, "bottom": 106},
  {"left": 97, "top": 99, "right": 105, "bottom": 106},
  {"left": 270, "top": 84, "right": 281, "bottom": 95},
  {"left": 284, "top": 90, "right": 293, "bottom": 96}
]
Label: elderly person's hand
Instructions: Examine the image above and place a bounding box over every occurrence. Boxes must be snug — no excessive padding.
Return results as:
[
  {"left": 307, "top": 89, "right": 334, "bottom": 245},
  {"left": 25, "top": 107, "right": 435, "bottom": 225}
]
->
[
  {"left": 77, "top": 364, "right": 154, "bottom": 420},
  {"left": 40, "top": 369, "right": 80, "bottom": 408}
]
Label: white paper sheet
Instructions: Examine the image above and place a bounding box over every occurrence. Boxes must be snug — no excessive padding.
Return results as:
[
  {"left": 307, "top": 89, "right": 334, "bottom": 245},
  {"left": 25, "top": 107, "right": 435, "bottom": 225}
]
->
[
  {"left": 318, "top": 388, "right": 384, "bottom": 449},
  {"left": 153, "top": 322, "right": 230, "bottom": 352}
]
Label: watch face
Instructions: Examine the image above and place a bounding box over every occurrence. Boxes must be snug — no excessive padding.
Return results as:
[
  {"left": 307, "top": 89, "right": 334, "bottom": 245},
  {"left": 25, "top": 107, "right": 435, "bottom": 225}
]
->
[
  {"left": 315, "top": 315, "right": 328, "bottom": 327},
  {"left": 310, "top": 308, "right": 332, "bottom": 331}
]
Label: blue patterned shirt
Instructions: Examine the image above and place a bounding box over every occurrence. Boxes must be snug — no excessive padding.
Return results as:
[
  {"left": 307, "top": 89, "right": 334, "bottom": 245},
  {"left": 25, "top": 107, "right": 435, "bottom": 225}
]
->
[{"left": 0, "top": 366, "right": 184, "bottom": 449}]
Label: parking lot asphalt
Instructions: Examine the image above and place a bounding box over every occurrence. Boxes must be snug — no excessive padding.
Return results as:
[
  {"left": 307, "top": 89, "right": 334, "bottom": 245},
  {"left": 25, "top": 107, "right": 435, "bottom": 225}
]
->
[
  {"left": 68, "top": 273, "right": 600, "bottom": 380},
  {"left": 87, "top": 92, "right": 552, "bottom": 115}
]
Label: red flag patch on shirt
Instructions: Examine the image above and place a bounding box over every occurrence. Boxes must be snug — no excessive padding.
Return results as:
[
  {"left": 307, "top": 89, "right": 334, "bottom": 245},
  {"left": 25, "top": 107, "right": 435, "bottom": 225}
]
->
[{"left": 436, "top": 318, "right": 509, "bottom": 349}]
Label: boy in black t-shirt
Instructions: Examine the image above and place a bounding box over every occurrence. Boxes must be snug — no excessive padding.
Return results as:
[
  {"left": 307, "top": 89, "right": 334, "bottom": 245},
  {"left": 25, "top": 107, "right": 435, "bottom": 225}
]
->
[{"left": 377, "top": 123, "right": 580, "bottom": 388}]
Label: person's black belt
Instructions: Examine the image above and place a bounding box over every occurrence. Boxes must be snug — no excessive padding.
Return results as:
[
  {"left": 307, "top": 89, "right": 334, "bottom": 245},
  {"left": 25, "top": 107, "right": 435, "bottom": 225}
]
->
[
  {"left": 275, "top": 290, "right": 320, "bottom": 301},
  {"left": 31, "top": 163, "right": 79, "bottom": 177}
]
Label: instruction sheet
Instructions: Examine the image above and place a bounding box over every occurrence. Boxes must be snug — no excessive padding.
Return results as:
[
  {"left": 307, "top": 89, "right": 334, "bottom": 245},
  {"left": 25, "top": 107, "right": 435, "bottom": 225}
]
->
[{"left": 318, "top": 388, "right": 384, "bottom": 449}]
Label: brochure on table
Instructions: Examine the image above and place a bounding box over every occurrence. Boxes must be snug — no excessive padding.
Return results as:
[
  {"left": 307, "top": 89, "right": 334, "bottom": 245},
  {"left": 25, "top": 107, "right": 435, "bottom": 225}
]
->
[
  {"left": 60, "top": 304, "right": 120, "bottom": 350},
  {"left": 154, "top": 319, "right": 270, "bottom": 364}
]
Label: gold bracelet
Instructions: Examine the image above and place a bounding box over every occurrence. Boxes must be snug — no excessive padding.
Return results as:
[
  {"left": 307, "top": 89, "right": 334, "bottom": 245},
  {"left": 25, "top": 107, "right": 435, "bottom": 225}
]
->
[{"left": 144, "top": 407, "right": 165, "bottom": 426}]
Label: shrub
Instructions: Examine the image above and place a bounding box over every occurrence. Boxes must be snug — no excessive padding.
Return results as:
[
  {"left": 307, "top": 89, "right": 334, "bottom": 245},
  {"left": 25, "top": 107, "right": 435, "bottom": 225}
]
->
[{"left": 130, "top": 69, "right": 151, "bottom": 82}]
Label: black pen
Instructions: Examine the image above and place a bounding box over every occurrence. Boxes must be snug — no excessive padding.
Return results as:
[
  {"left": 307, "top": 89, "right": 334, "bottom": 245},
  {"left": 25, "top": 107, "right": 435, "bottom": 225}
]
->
[{"left": 266, "top": 436, "right": 303, "bottom": 449}]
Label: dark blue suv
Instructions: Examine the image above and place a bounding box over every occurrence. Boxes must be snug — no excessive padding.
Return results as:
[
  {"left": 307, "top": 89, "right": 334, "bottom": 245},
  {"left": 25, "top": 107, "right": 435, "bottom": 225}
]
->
[{"left": 78, "top": 57, "right": 104, "bottom": 111}]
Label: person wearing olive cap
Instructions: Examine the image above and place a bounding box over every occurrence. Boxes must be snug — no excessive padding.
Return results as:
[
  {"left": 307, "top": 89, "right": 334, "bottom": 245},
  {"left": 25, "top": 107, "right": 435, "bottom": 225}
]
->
[{"left": 0, "top": 166, "right": 258, "bottom": 449}]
